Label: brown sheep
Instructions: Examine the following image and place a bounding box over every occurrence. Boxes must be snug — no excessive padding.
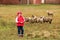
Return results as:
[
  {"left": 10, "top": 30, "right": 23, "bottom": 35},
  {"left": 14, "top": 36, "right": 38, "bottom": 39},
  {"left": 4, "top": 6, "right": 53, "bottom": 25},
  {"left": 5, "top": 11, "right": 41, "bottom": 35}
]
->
[
  {"left": 43, "top": 17, "right": 53, "bottom": 24},
  {"left": 47, "top": 11, "right": 53, "bottom": 16},
  {"left": 30, "top": 15, "right": 37, "bottom": 23},
  {"left": 25, "top": 17, "right": 31, "bottom": 22},
  {"left": 25, "top": 17, "right": 29, "bottom": 22}
]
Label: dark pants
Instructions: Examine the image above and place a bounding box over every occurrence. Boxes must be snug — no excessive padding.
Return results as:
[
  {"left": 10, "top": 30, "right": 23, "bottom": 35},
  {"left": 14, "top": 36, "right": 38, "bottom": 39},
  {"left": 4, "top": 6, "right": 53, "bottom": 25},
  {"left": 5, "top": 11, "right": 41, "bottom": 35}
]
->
[{"left": 17, "top": 26, "right": 24, "bottom": 35}]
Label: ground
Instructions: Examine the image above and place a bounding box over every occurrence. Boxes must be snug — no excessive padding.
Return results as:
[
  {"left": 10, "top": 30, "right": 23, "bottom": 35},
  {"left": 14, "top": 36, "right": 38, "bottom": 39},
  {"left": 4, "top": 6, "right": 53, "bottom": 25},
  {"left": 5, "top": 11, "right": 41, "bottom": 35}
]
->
[{"left": 0, "top": 4, "right": 60, "bottom": 40}]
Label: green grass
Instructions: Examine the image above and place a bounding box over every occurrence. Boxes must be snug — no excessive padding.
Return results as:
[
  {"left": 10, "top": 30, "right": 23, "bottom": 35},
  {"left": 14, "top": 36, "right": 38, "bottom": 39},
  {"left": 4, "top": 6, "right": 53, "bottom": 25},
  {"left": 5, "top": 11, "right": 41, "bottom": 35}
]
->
[{"left": 0, "top": 4, "right": 60, "bottom": 40}]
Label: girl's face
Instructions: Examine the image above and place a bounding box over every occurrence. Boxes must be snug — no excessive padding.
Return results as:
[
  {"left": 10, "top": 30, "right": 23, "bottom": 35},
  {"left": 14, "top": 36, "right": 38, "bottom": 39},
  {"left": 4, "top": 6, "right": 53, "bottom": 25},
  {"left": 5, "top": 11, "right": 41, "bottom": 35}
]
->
[{"left": 18, "top": 14, "right": 22, "bottom": 16}]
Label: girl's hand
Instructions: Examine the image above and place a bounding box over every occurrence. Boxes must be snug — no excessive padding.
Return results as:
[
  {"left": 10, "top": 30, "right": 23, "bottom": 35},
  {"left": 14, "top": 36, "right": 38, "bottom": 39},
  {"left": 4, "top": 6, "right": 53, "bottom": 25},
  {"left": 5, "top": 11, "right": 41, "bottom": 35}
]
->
[{"left": 20, "top": 22, "right": 23, "bottom": 23}]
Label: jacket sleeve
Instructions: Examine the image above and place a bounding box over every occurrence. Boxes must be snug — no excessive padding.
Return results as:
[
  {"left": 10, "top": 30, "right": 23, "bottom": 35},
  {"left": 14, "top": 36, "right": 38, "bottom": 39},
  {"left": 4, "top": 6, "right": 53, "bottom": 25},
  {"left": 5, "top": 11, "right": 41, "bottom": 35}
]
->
[{"left": 16, "top": 17, "right": 18, "bottom": 23}]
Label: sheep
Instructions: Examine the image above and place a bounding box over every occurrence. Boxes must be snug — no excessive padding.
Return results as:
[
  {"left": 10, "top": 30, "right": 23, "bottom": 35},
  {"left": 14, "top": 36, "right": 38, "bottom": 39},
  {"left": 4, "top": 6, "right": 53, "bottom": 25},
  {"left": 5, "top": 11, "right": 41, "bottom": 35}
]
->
[
  {"left": 32, "top": 15, "right": 37, "bottom": 20},
  {"left": 25, "top": 17, "right": 29, "bottom": 22},
  {"left": 30, "top": 15, "right": 37, "bottom": 23},
  {"left": 36, "top": 17, "right": 40, "bottom": 23},
  {"left": 47, "top": 11, "right": 53, "bottom": 16},
  {"left": 43, "top": 16, "right": 53, "bottom": 24},
  {"left": 39, "top": 16, "right": 44, "bottom": 23},
  {"left": 25, "top": 17, "right": 31, "bottom": 22},
  {"left": 32, "top": 15, "right": 34, "bottom": 18},
  {"left": 30, "top": 18, "right": 35, "bottom": 23},
  {"left": 36, "top": 16, "right": 44, "bottom": 23},
  {"left": 36, "top": 16, "right": 53, "bottom": 24},
  {"left": 30, "top": 16, "right": 44, "bottom": 23},
  {"left": 25, "top": 15, "right": 37, "bottom": 23}
]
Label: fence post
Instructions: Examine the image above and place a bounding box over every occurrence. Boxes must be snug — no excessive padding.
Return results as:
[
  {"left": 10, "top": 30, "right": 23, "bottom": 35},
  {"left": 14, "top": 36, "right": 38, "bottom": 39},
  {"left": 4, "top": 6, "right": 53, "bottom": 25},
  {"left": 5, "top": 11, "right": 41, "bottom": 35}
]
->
[{"left": 27, "top": 0, "right": 29, "bottom": 5}]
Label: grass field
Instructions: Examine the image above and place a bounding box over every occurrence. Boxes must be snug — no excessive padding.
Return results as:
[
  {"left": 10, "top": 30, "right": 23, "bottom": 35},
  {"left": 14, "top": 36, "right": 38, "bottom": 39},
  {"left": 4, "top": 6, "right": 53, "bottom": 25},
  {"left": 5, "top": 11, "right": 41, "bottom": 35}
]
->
[{"left": 0, "top": 4, "right": 60, "bottom": 40}]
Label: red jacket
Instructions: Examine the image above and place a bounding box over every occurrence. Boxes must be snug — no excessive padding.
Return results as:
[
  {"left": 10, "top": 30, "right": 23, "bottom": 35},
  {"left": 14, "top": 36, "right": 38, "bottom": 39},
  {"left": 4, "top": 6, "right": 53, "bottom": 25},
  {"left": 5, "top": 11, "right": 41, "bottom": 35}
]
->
[{"left": 16, "top": 16, "right": 25, "bottom": 27}]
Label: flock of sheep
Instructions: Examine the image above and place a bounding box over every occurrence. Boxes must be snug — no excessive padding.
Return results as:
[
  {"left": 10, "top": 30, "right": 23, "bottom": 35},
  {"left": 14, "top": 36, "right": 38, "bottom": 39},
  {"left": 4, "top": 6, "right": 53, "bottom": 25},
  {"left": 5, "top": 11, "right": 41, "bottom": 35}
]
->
[{"left": 25, "top": 11, "right": 53, "bottom": 24}]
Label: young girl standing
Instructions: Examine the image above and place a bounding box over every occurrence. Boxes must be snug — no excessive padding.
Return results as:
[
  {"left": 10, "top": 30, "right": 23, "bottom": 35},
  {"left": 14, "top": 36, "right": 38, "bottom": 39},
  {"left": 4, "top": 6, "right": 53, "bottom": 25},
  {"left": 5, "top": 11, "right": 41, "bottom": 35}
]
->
[{"left": 16, "top": 11, "right": 25, "bottom": 37}]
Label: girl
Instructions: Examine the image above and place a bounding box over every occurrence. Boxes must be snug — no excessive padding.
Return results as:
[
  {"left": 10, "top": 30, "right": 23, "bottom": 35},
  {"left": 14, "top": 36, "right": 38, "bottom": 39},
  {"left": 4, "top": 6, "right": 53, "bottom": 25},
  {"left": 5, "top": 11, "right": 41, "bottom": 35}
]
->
[{"left": 16, "top": 11, "right": 25, "bottom": 37}]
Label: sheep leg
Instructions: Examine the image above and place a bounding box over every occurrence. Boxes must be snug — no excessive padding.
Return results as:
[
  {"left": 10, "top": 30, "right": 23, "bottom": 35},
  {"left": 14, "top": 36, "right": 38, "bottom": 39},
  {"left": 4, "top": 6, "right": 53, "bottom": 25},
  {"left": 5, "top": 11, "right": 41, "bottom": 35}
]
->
[{"left": 49, "top": 21, "right": 52, "bottom": 24}]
